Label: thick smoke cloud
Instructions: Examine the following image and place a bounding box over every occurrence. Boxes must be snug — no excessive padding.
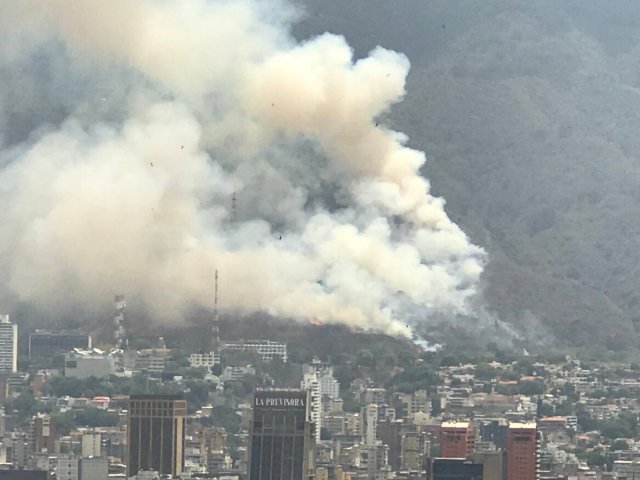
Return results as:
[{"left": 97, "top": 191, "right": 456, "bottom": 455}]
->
[{"left": 0, "top": 0, "right": 484, "bottom": 335}]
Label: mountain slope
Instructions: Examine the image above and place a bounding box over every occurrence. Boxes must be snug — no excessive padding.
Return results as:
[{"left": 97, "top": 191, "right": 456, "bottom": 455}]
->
[{"left": 293, "top": 0, "right": 640, "bottom": 349}]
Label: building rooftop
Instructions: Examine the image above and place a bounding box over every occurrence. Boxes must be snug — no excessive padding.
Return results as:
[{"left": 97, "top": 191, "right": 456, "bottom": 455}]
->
[
  {"left": 441, "top": 421, "right": 471, "bottom": 429},
  {"left": 509, "top": 422, "right": 537, "bottom": 429},
  {"left": 539, "top": 416, "right": 567, "bottom": 422},
  {"left": 129, "top": 394, "right": 185, "bottom": 400}
]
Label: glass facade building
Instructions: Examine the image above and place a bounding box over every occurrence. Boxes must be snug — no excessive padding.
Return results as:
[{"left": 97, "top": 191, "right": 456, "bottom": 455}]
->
[
  {"left": 249, "top": 389, "right": 315, "bottom": 480},
  {"left": 127, "top": 395, "right": 186, "bottom": 477},
  {"left": 28, "top": 331, "right": 91, "bottom": 359},
  {"left": 432, "top": 458, "right": 483, "bottom": 480}
]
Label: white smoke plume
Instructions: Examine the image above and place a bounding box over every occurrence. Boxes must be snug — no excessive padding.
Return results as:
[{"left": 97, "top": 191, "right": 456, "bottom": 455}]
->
[{"left": 0, "top": 0, "right": 485, "bottom": 336}]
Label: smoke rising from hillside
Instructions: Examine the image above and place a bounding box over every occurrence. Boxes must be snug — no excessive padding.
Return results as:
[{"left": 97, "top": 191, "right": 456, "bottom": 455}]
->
[{"left": 0, "top": 0, "right": 484, "bottom": 335}]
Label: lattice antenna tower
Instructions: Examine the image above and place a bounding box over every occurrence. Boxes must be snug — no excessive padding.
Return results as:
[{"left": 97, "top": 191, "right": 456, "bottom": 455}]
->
[
  {"left": 212, "top": 270, "right": 220, "bottom": 351},
  {"left": 231, "top": 192, "right": 237, "bottom": 223},
  {"left": 114, "top": 294, "right": 127, "bottom": 350}
]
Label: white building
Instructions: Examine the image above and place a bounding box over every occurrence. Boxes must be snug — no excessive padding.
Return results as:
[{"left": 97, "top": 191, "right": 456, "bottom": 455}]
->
[
  {"left": 64, "top": 349, "right": 115, "bottom": 379},
  {"left": 79, "top": 456, "right": 108, "bottom": 480},
  {"left": 301, "top": 372, "right": 322, "bottom": 442},
  {"left": 57, "top": 455, "right": 80, "bottom": 480},
  {"left": 223, "top": 340, "right": 287, "bottom": 362},
  {"left": 303, "top": 359, "right": 340, "bottom": 399},
  {"left": 82, "top": 432, "right": 102, "bottom": 457},
  {"left": 363, "top": 404, "right": 378, "bottom": 446},
  {"left": 0, "top": 315, "right": 17, "bottom": 373},
  {"left": 189, "top": 352, "right": 220, "bottom": 368},
  {"left": 9, "top": 433, "right": 29, "bottom": 469}
]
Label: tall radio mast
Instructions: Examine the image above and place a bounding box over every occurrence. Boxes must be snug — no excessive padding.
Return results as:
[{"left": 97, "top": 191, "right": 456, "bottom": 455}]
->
[{"left": 212, "top": 270, "right": 220, "bottom": 351}]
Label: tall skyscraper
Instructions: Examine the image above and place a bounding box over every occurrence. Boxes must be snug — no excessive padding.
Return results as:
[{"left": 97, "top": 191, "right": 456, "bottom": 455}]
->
[
  {"left": 0, "top": 315, "right": 17, "bottom": 373},
  {"left": 507, "top": 423, "right": 537, "bottom": 480},
  {"left": 378, "top": 418, "right": 402, "bottom": 471},
  {"left": 248, "top": 389, "right": 315, "bottom": 480},
  {"left": 301, "top": 372, "right": 321, "bottom": 442},
  {"left": 127, "top": 395, "right": 186, "bottom": 477},
  {"left": 440, "top": 421, "right": 475, "bottom": 458},
  {"left": 363, "top": 403, "right": 378, "bottom": 446}
]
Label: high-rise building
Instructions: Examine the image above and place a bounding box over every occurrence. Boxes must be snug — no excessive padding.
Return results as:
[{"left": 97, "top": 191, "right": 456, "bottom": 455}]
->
[
  {"left": 248, "top": 389, "right": 315, "bottom": 480},
  {"left": 363, "top": 404, "right": 378, "bottom": 446},
  {"left": 301, "top": 372, "right": 321, "bottom": 442},
  {"left": 0, "top": 315, "right": 17, "bottom": 373},
  {"left": 362, "top": 443, "right": 391, "bottom": 479},
  {"left": 82, "top": 432, "right": 102, "bottom": 457},
  {"left": 378, "top": 418, "right": 402, "bottom": 471},
  {"left": 440, "top": 421, "right": 475, "bottom": 458},
  {"left": 303, "top": 359, "right": 340, "bottom": 399},
  {"left": 401, "top": 430, "right": 429, "bottom": 471},
  {"left": 31, "top": 412, "right": 55, "bottom": 453},
  {"left": 28, "top": 331, "right": 91, "bottom": 359},
  {"left": 432, "top": 458, "right": 483, "bottom": 480},
  {"left": 479, "top": 419, "right": 508, "bottom": 451},
  {"left": 10, "top": 432, "right": 30, "bottom": 469},
  {"left": 507, "top": 423, "right": 537, "bottom": 480},
  {"left": 57, "top": 455, "right": 80, "bottom": 480},
  {"left": 127, "top": 395, "right": 186, "bottom": 477},
  {"left": 470, "top": 450, "right": 506, "bottom": 480}
]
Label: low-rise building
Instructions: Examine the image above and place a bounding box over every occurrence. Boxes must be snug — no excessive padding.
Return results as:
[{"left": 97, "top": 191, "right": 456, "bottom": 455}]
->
[
  {"left": 221, "top": 365, "right": 256, "bottom": 382},
  {"left": 222, "top": 340, "right": 287, "bottom": 362},
  {"left": 64, "top": 349, "right": 115, "bottom": 379},
  {"left": 133, "top": 349, "right": 170, "bottom": 373},
  {"left": 189, "top": 352, "right": 220, "bottom": 368}
]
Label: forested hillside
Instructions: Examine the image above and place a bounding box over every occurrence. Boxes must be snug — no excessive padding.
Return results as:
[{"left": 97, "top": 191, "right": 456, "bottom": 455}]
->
[{"left": 293, "top": 0, "right": 640, "bottom": 350}]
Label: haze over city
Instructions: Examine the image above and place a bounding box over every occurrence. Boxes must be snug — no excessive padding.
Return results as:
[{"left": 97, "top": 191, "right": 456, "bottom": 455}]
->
[{"left": 2, "top": 2, "right": 640, "bottom": 480}]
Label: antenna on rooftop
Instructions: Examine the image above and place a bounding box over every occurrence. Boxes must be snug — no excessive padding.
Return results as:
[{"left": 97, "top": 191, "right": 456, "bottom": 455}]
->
[
  {"left": 212, "top": 270, "right": 220, "bottom": 351},
  {"left": 231, "top": 192, "right": 237, "bottom": 223}
]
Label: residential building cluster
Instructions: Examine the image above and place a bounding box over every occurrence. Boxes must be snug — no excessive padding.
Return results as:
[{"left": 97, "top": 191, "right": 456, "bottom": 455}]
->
[{"left": 0, "top": 312, "right": 639, "bottom": 479}]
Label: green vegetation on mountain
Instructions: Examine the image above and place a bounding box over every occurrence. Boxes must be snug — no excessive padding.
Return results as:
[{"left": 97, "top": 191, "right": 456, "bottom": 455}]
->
[{"left": 293, "top": 0, "right": 640, "bottom": 350}]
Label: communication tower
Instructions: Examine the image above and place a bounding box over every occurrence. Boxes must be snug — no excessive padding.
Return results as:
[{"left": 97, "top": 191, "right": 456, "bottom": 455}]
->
[
  {"left": 212, "top": 271, "right": 220, "bottom": 351},
  {"left": 114, "top": 294, "right": 127, "bottom": 350}
]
